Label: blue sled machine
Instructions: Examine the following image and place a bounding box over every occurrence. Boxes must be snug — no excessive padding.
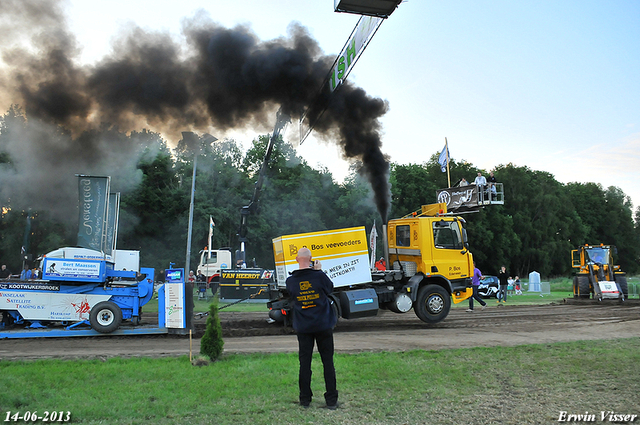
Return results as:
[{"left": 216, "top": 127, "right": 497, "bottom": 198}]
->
[{"left": 1, "top": 247, "right": 156, "bottom": 336}]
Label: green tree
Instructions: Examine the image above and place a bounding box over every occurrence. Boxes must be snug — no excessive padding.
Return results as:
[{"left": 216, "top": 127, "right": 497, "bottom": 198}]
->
[
  {"left": 495, "top": 164, "right": 585, "bottom": 277},
  {"left": 199, "top": 298, "right": 224, "bottom": 361}
]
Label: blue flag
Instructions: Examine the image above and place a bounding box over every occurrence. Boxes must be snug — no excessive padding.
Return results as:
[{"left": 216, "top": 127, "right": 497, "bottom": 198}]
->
[{"left": 438, "top": 144, "right": 449, "bottom": 173}]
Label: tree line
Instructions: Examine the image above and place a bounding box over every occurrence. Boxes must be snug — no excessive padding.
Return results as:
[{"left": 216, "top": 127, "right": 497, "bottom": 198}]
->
[{"left": 1, "top": 107, "right": 638, "bottom": 278}]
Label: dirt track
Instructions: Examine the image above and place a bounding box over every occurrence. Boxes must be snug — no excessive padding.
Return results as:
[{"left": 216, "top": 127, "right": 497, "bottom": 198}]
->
[{"left": 2, "top": 300, "right": 640, "bottom": 360}]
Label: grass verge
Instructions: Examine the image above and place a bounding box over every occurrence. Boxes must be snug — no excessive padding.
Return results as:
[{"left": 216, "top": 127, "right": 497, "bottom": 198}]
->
[{"left": 2, "top": 338, "right": 639, "bottom": 424}]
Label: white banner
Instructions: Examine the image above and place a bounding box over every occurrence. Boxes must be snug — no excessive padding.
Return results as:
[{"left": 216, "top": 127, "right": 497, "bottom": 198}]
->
[
  {"left": 165, "top": 282, "right": 185, "bottom": 328},
  {"left": 329, "top": 15, "right": 383, "bottom": 92},
  {"left": 43, "top": 258, "right": 102, "bottom": 281},
  {"left": 0, "top": 291, "right": 110, "bottom": 321}
]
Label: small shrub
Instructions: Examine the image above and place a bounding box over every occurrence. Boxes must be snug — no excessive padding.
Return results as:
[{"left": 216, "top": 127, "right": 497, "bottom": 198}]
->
[{"left": 200, "top": 298, "right": 224, "bottom": 361}]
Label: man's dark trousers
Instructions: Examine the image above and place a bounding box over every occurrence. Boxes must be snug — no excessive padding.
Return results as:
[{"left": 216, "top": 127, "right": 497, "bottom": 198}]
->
[{"left": 297, "top": 329, "right": 338, "bottom": 406}]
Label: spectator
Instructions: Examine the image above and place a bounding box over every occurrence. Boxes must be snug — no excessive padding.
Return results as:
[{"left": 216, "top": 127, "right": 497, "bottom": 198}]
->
[
  {"left": 467, "top": 262, "right": 487, "bottom": 312},
  {"left": 196, "top": 269, "right": 206, "bottom": 283},
  {"left": 514, "top": 276, "right": 522, "bottom": 295},
  {"left": 497, "top": 266, "right": 508, "bottom": 303},
  {"left": 488, "top": 171, "right": 497, "bottom": 200},
  {"left": 507, "top": 276, "right": 515, "bottom": 296},
  {"left": 0, "top": 264, "right": 11, "bottom": 279},
  {"left": 473, "top": 172, "right": 487, "bottom": 202},
  {"left": 20, "top": 265, "right": 33, "bottom": 281},
  {"left": 187, "top": 270, "right": 196, "bottom": 284},
  {"left": 459, "top": 177, "right": 469, "bottom": 187},
  {"left": 286, "top": 247, "right": 338, "bottom": 410}
]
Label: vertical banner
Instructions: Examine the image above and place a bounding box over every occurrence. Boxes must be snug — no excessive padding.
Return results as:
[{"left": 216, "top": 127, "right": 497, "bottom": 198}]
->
[
  {"left": 105, "top": 192, "right": 120, "bottom": 257},
  {"left": 299, "top": 15, "right": 384, "bottom": 144},
  {"left": 328, "top": 15, "right": 383, "bottom": 92},
  {"left": 164, "top": 269, "right": 185, "bottom": 329},
  {"left": 77, "top": 175, "right": 110, "bottom": 252}
]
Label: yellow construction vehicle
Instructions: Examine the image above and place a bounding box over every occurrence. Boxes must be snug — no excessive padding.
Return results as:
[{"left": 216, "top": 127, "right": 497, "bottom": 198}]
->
[{"left": 571, "top": 244, "right": 628, "bottom": 301}]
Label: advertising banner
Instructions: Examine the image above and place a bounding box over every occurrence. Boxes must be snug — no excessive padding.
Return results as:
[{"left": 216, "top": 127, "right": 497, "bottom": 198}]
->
[
  {"left": 164, "top": 268, "right": 185, "bottom": 328},
  {"left": 0, "top": 291, "right": 110, "bottom": 321},
  {"left": 220, "top": 269, "right": 274, "bottom": 285},
  {"left": 105, "top": 192, "right": 120, "bottom": 257},
  {"left": 165, "top": 282, "right": 185, "bottom": 328},
  {"left": 42, "top": 257, "right": 104, "bottom": 282},
  {"left": 436, "top": 186, "right": 479, "bottom": 212},
  {"left": 77, "top": 176, "right": 110, "bottom": 252},
  {"left": 272, "top": 227, "right": 371, "bottom": 289},
  {"left": 329, "top": 15, "right": 383, "bottom": 92}
]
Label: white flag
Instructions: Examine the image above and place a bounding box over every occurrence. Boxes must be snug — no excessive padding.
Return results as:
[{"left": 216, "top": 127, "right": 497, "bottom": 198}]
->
[
  {"left": 369, "top": 221, "right": 378, "bottom": 269},
  {"left": 208, "top": 216, "right": 215, "bottom": 259}
]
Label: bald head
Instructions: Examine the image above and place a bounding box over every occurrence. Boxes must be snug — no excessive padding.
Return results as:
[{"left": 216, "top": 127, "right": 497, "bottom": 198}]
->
[{"left": 296, "top": 247, "right": 313, "bottom": 269}]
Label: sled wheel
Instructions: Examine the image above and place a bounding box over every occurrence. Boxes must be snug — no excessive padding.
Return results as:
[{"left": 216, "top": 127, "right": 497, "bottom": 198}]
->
[{"left": 89, "top": 301, "right": 122, "bottom": 333}]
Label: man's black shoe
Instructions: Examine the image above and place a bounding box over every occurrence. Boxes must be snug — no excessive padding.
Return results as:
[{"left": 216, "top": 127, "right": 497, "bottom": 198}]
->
[{"left": 326, "top": 403, "right": 338, "bottom": 410}]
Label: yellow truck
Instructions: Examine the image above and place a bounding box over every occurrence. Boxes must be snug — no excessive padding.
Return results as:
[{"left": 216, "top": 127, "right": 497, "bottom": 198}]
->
[{"left": 268, "top": 203, "right": 474, "bottom": 325}]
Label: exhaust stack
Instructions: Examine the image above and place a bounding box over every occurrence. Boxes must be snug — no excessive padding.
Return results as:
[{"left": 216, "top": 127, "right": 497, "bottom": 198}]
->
[{"left": 382, "top": 223, "right": 389, "bottom": 270}]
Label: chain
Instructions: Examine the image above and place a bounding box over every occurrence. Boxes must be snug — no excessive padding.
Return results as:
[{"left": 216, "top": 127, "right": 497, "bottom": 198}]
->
[{"left": 196, "top": 288, "right": 266, "bottom": 318}]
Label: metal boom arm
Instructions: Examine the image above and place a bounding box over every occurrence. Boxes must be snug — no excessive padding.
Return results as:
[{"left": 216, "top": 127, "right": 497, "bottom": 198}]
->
[{"left": 237, "top": 109, "right": 290, "bottom": 257}]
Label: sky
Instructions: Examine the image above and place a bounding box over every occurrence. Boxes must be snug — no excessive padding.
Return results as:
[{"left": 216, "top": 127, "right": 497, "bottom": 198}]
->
[{"left": 4, "top": 0, "right": 640, "bottom": 211}]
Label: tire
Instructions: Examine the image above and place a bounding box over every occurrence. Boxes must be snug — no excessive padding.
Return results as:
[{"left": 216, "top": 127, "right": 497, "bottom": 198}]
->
[
  {"left": 414, "top": 284, "right": 451, "bottom": 324},
  {"left": 89, "top": 301, "right": 122, "bottom": 333},
  {"left": 331, "top": 299, "right": 340, "bottom": 328},
  {"left": 131, "top": 316, "right": 140, "bottom": 326},
  {"left": 576, "top": 275, "right": 590, "bottom": 299},
  {"left": 615, "top": 274, "right": 628, "bottom": 297},
  {"left": 208, "top": 277, "right": 219, "bottom": 296}
]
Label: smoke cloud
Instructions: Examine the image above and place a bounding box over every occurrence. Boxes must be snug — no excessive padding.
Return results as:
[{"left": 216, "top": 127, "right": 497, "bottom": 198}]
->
[{"left": 0, "top": 0, "right": 391, "bottom": 221}]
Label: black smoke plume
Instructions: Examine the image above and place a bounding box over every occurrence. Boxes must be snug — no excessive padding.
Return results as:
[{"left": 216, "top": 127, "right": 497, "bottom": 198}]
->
[{"left": 0, "top": 0, "right": 391, "bottom": 221}]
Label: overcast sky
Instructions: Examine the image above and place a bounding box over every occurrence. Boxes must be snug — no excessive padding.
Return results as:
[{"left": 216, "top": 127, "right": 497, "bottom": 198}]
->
[{"left": 9, "top": 0, "right": 640, "bottom": 210}]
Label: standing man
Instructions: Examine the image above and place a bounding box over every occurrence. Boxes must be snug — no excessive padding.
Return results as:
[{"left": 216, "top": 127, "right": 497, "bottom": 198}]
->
[
  {"left": 286, "top": 247, "right": 338, "bottom": 410},
  {"left": 474, "top": 172, "right": 487, "bottom": 202},
  {"left": 497, "top": 265, "right": 509, "bottom": 303},
  {"left": 467, "top": 261, "right": 487, "bottom": 312}
]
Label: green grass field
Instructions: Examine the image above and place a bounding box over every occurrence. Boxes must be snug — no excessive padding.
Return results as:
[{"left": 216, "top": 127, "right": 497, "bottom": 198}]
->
[
  {"left": 2, "top": 338, "right": 639, "bottom": 424},
  {"left": 2, "top": 276, "right": 639, "bottom": 424}
]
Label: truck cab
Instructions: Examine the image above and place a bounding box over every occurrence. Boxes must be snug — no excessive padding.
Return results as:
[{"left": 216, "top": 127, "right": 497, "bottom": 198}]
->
[
  {"left": 198, "top": 248, "right": 232, "bottom": 284},
  {"left": 380, "top": 207, "right": 473, "bottom": 322},
  {"left": 387, "top": 216, "right": 472, "bottom": 287}
]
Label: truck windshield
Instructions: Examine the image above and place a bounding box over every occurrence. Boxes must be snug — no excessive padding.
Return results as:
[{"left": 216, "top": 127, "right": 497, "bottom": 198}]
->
[
  {"left": 586, "top": 248, "right": 608, "bottom": 264},
  {"left": 433, "top": 221, "right": 463, "bottom": 250}
]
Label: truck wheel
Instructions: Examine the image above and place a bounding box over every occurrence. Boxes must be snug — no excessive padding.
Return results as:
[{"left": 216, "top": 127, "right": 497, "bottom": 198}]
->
[
  {"left": 414, "top": 284, "right": 451, "bottom": 324},
  {"left": 89, "top": 301, "right": 122, "bottom": 333},
  {"left": 615, "top": 274, "right": 628, "bottom": 297},
  {"left": 576, "top": 275, "right": 590, "bottom": 299}
]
